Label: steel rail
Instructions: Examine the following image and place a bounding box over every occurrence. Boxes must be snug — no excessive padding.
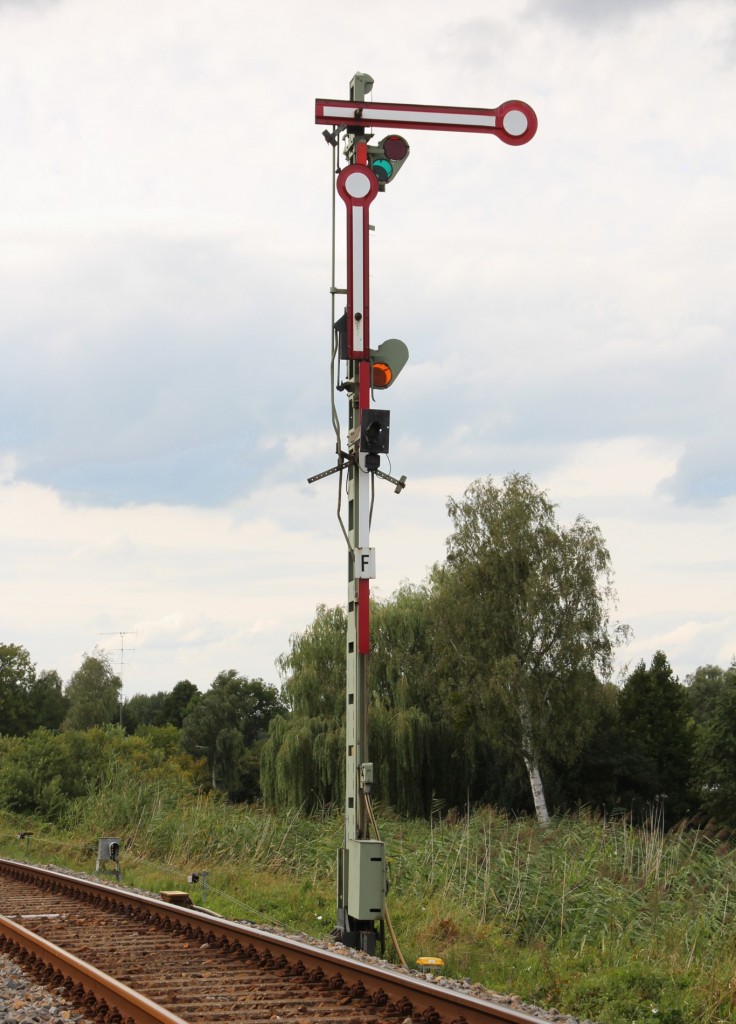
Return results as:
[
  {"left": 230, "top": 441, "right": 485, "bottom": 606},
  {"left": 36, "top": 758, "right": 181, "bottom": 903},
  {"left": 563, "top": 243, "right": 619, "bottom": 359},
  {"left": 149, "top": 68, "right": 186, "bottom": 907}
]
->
[
  {"left": 0, "top": 857, "right": 544, "bottom": 1024},
  {"left": 0, "top": 912, "right": 187, "bottom": 1024}
]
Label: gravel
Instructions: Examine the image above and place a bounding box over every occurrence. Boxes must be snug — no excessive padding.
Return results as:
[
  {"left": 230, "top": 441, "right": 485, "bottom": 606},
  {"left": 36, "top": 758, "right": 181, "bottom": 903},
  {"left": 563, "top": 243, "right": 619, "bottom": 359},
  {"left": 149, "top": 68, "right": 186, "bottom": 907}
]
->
[{"left": 0, "top": 957, "right": 84, "bottom": 1024}]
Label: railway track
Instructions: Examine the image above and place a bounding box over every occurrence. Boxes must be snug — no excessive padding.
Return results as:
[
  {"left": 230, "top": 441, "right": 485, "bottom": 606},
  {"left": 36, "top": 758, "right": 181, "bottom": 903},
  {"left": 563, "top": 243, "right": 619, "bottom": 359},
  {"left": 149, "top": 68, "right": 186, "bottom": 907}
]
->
[{"left": 0, "top": 858, "right": 548, "bottom": 1024}]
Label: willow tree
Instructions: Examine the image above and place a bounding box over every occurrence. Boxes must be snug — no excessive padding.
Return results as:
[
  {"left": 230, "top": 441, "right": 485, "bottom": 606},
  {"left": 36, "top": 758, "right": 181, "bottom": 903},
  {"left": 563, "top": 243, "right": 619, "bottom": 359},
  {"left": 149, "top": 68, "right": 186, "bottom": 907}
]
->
[
  {"left": 431, "top": 474, "right": 627, "bottom": 825},
  {"left": 262, "top": 592, "right": 439, "bottom": 816},
  {"left": 260, "top": 604, "right": 346, "bottom": 810},
  {"left": 367, "top": 585, "right": 435, "bottom": 816}
]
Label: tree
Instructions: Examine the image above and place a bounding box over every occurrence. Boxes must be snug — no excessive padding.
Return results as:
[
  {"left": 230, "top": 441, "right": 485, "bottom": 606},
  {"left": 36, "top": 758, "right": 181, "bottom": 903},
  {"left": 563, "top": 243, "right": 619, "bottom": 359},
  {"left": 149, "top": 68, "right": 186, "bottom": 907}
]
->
[
  {"left": 29, "top": 669, "right": 68, "bottom": 731},
  {"left": 0, "top": 648, "right": 69, "bottom": 735},
  {"left": 63, "top": 651, "right": 121, "bottom": 731},
  {"left": 0, "top": 643, "right": 37, "bottom": 735},
  {"left": 618, "top": 651, "right": 694, "bottom": 822},
  {"left": 367, "top": 586, "right": 437, "bottom": 816},
  {"left": 261, "top": 605, "right": 346, "bottom": 810},
  {"left": 430, "top": 474, "right": 627, "bottom": 825},
  {"left": 691, "top": 659, "right": 736, "bottom": 823},
  {"left": 547, "top": 681, "right": 626, "bottom": 812},
  {"left": 685, "top": 664, "right": 728, "bottom": 727},
  {"left": 122, "top": 680, "right": 200, "bottom": 734},
  {"left": 262, "top": 594, "right": 507, "bottom": 815},
  {"left": 0, "top": 729, "right": 67, "bottom": 816},
  {"left": 181, "top": 670, "right": 285, "bottom": 801},
  {"left": 164, "top": 679, "right": 200, "bottom": 727},
  {"left": 122, "top": 691, "right": 169, "bottom": 733},
  {"left": 0, "top": 724, "right": 204, "bottom": 819}
]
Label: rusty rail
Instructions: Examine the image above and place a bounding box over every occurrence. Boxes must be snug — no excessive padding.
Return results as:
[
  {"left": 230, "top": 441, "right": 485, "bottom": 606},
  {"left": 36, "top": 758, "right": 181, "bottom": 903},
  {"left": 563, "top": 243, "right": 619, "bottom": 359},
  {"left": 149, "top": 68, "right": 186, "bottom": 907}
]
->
[
  {"left": 0, "top": 857, "right": 545, "bottom": 1024},
  {"left": 0, "top": 912, "right": 187, "bottom": 1024}
]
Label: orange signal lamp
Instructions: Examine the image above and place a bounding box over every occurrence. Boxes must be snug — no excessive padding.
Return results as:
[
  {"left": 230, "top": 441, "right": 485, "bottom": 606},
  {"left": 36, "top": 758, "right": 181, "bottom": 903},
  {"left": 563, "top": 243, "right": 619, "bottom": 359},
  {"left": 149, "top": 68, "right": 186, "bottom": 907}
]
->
[
  {"left": 372, "top": 361, "right": 393, "bottom": 388},
  {"left": 369, "top": 338, "right": 408, "bottom": 390}
]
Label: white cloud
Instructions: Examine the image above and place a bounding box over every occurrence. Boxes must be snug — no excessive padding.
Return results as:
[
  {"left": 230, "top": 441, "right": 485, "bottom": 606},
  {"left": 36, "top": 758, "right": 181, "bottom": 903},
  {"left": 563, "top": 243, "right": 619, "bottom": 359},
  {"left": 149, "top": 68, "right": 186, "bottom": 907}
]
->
[
  {"left": 543, "top": 438, "right": 680, "bottom": 501},
  {"left": 526, "top": 0, "right": 683, "bottom": 31},
  {"left": 0, "top": 469, "right": 344, "bottom": 689},
  {"left": 1, "top": 0, "right": 734, "bottom": 691}
]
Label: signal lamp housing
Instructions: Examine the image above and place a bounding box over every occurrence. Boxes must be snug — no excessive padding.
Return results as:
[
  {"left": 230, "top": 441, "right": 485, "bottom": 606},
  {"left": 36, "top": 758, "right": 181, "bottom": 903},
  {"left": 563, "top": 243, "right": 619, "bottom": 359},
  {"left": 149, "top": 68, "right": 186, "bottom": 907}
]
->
[
  {"left": 360, "top": 409, "right": 390, "bottom": 455},
  {"left": 370, "top": 338, "right": 408, "bottom": 389},
  {"left": 367, "top": 134, "right": 410, "bottom": 186}
]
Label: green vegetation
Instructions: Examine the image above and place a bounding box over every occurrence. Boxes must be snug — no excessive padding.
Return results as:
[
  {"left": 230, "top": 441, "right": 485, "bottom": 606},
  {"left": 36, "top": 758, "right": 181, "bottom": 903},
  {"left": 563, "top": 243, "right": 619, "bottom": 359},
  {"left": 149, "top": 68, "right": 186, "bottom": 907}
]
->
[
  {"left": 431, "top": 474, "right": 627, "bottom": 824},
  {"left": 2, "top": 474, "right": 736, "bottom": 1021},
  {"left": 1, "top": 789, "right": 734, "bottom": 1024},
  {"left": 3, "top": 477, "right": 736, "bottom": 827}
]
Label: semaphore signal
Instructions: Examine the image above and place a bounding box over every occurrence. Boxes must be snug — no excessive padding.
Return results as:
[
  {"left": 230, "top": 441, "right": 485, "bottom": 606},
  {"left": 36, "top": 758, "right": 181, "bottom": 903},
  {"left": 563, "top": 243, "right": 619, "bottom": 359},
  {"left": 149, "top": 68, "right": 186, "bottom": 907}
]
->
[
  {"left": 311, "top": 71, "right": 536, "bottom": 954},
  {"left": 315, "top": 96, "right": 538, "bottom": 145}
]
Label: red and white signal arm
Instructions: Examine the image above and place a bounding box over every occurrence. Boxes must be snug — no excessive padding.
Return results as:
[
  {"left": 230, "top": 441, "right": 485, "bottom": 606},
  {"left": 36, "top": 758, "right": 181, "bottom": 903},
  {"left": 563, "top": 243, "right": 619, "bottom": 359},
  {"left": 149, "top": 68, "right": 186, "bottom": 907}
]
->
[
  {"left": 315, "top": 98, "right": 537, "bottom": 146},
  {"left": 336, "top": 164, "right": 379, "bottom": 360}
]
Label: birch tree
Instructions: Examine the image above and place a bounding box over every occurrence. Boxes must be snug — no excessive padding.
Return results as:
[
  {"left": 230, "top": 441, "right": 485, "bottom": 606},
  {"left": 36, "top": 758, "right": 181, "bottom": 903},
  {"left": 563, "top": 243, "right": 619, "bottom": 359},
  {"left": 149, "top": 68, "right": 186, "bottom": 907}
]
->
[
  {"left": 63, "top": 651, "right": 121, "bottom": 731},
  {"left": 431, "top": 474, "right": 627, "bottom": 825}
]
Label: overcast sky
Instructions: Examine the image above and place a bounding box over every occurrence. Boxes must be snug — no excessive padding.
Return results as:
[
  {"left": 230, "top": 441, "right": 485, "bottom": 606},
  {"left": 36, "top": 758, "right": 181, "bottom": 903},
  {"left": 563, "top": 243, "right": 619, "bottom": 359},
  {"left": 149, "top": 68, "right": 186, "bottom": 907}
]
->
[{"left": 1, "top": 0, "right": 734, "bottom": 699}]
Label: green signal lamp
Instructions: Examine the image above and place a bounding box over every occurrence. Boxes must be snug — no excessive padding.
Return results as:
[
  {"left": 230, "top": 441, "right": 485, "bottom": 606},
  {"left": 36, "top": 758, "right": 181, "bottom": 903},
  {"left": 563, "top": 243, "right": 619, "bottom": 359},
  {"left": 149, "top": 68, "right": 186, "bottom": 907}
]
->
[{"left": 367, "top": 134, "right": 410, "bottom": 186}]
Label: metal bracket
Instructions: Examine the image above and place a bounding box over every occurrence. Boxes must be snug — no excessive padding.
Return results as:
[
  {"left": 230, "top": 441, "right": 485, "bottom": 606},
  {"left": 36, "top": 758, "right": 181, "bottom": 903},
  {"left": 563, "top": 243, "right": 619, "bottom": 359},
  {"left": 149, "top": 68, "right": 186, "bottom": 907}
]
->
[
  {"left": 322, "top": 123, "right": 347, "bottom": 147},
  {"left": 374, "top": 468, "right": 407, "bottom": 494},
  {"left": 308, "top": 454, "right": 405, "bottom": 494},
  {"left": 307, "top": 451, "right": 353, "bottom": 485}
]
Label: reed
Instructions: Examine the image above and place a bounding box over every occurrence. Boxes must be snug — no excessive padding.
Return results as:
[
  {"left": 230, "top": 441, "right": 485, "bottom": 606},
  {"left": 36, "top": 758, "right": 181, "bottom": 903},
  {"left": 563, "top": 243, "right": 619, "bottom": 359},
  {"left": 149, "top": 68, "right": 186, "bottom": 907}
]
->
[{"left": 1, "top": 784, "right": 734, "bottom": 1024}]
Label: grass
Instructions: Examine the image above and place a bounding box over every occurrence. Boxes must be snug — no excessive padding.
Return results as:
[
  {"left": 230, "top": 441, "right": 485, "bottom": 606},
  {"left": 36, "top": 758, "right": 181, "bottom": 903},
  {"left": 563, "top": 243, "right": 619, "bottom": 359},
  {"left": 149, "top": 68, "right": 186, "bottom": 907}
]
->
[{"left": 1, "top": 781, "right": 735, "bottom": 1024}]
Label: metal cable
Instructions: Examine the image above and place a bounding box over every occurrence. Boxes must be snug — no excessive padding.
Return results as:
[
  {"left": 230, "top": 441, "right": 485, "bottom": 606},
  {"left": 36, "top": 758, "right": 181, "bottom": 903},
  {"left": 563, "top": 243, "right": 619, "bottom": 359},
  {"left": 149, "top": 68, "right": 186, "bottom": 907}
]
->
[
  {"left": 364, "top": 793, "right": 408, "bottom": 969},
  {"left": 328, "top": 127, "right": 352, "bottom": 553}
]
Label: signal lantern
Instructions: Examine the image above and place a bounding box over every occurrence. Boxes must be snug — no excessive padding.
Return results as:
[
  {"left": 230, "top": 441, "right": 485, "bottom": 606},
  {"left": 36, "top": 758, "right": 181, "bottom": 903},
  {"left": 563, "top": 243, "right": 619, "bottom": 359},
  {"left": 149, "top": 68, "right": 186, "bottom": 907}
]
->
[
  {"left": 370, "top": 338, "right": 409, "bottom": 389},
  {"left": 367, "top": 134, "right": 410, "bottom": 186},
  {"left": 360, "top": 409, "right": 390, "bottom": 455}
]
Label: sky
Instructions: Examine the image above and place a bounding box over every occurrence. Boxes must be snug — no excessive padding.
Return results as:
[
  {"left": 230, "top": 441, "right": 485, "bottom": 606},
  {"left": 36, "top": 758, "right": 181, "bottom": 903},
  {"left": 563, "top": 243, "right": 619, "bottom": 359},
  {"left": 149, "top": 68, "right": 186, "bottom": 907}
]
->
[{"left": 1, "top": 0, "right": 734, "bottom": 700}]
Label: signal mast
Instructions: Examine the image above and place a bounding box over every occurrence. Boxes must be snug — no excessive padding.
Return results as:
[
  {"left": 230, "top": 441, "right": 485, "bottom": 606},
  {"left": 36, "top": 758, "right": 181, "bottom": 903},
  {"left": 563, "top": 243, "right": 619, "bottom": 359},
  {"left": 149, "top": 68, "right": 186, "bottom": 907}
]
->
[{"left": 311, "top": 72, "right": 537, "bottom": 953}]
